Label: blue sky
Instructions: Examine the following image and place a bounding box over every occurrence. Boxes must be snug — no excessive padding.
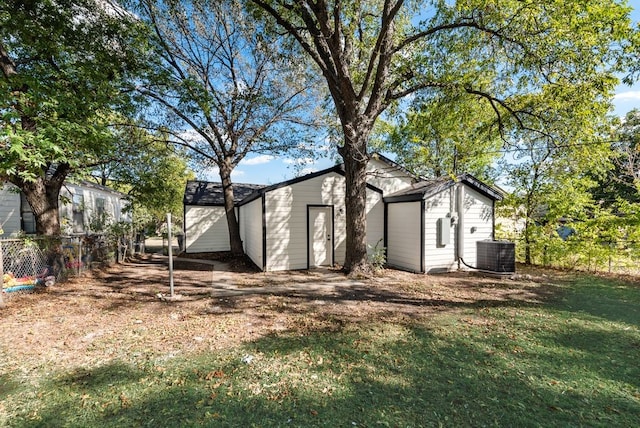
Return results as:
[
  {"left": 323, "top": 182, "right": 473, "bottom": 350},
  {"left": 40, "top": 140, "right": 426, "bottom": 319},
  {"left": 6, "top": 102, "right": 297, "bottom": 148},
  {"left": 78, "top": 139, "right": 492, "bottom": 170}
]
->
[
  {"left": 613, "top": 2, "right": 640, "bottom": 116},
  {"left": 199, "top": 5, "right": 640, "bottom": 185}
]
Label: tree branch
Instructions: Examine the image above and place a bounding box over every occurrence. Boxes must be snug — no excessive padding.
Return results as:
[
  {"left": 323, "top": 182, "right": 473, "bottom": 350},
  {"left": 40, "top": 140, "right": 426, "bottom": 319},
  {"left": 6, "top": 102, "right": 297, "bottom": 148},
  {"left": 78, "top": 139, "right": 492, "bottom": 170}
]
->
[
  {"left": 363, "top": 0, "right": 404, "bottom": 118},
  {"left": 393, "top": 17, "right": 529, "bottom": 56},
  {"left": 250, "top": 0, "right": 330, "bottom": 75},
  {"left": 358, "top": 0, "right": 403, "bottom": 104}
]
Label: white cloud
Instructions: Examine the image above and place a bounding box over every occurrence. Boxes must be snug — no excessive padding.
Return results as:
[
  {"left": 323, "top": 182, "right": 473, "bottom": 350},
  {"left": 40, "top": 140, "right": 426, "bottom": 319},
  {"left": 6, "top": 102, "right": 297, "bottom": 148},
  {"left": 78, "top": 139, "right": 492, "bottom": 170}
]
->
[
  {"left": 614, "top": 91, "right": 640, "bottom": 101},
  {"left": 283, "top": 157, "right": 315, "bottom": 165},
  {"left": 199, "top": 167, "right": 245, "bottom": 182},
  {"left": 177, "top": 129, "right": 208, "bottom": 145},
  {"left": 199, "top": 167, "right": 219, "bottom": 182},
  {"left": 241, "top": 155, "right": 274, "bottom": 165},
  {"left": 298, "top": 167, "right": 318, "bottom": 176}
]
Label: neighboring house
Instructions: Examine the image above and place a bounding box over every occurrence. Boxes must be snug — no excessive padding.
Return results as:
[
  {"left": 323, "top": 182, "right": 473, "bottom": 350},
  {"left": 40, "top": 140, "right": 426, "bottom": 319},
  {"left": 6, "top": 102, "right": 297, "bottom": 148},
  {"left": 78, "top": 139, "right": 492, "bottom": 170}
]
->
[
  {"left": 183, "top": 154, "right": 504, "bottom": 273},
  {"left": 0, "top": 180, "right": 130, "bottom": 236}
]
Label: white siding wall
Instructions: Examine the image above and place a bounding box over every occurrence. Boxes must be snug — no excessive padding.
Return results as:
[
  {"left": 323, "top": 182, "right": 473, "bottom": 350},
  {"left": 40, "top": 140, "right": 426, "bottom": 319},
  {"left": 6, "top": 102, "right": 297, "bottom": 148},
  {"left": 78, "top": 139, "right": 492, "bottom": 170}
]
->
[
  {"left": 0, "top": 184, "right": 21, "bottom": 236},
  {"left": 265, "top": 173, "right": 346, "bottom": 271},
  {"left": 60, "top": 183, "right": 129, "bottom": 233},
  {"left": 365, "top": 157, "right": 415, "bottom": 195},
  {"left": 239, "top": 197, "right": 263, "bottom": 269},
  {"left": 387, "top": 202, "right": 422, "bottom": 272},
  {"left": 185, "top": 206, "right": 231, "bottom": 252},
  {"left": 366, "top": 191, "right": 384, "bottom": 253},
  {"left": 460, "top": 186, "right": 494, "bottom": 267},
  {"left": 423, "top": 188, "right": 457, "bottom": 272},
  {"left": 1, "top": 182, "right": 128, "bottom": 236},
  {"left": 264, "top": 172, "right": 384, "bottom": 271}
]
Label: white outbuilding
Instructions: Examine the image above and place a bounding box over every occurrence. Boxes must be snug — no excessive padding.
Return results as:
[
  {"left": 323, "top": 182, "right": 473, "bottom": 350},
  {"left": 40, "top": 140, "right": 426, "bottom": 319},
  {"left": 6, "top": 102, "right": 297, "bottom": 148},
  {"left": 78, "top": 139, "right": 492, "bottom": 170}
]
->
[
  {"left": 183, "top": 181, "right": 265, "bottom": 253},
  {"left": 183, "top": 154, "right": 506, "bottom": 273},
  {"left": 384, "top": 174, "right": 503, "bottom": 273}
]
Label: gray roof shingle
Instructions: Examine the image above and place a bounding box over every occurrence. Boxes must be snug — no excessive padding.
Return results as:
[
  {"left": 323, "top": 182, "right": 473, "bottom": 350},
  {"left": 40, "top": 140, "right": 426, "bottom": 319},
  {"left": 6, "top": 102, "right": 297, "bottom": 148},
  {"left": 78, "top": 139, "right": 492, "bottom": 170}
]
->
[
  {"left": 384, "top": 174, "right": 503, "bottom": 203},
  {"left": 183, "top": 181, "right": 265, "bottom": 206}
]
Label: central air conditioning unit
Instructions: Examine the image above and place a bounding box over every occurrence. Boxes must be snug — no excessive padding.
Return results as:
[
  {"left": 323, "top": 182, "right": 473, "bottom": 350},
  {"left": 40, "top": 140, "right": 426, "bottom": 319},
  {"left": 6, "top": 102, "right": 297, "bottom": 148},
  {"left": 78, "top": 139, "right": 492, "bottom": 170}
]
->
[{"left": 476, "top": 240, "right": 516, "bottom": 273}]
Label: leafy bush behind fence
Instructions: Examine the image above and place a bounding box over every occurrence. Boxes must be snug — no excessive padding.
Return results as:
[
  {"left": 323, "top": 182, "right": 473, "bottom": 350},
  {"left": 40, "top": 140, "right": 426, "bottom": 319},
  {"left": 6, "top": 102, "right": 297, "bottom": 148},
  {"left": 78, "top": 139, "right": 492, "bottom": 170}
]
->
[{"left": 514, "top": 235, "right": 640, "bottom": 274}]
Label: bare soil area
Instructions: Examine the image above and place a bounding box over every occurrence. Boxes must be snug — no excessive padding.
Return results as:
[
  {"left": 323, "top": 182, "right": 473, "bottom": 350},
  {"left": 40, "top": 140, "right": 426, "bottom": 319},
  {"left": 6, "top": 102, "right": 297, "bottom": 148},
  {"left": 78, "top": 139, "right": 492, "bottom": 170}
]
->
[{"left": 1, "top": 256, "right": 558, "bottom": 374}]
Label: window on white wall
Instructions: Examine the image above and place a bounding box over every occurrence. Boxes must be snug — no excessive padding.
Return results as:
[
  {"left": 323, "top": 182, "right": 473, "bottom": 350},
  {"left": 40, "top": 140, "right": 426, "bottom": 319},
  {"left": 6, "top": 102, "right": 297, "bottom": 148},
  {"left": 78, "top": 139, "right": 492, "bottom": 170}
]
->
[
  {"left": 72, "top": 194, "right": 84, "bottom": 233},
  {"left": 20, "top": 193, "right": 36, "bottom": 234},
  {"left": 96, "top": 198, "right": 106, "bottom": 216}
]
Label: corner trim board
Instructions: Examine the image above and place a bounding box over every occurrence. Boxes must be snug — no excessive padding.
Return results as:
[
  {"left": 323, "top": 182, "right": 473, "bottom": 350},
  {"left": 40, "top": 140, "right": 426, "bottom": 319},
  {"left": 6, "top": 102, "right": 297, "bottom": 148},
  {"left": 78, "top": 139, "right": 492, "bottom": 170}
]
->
[
  {"left": 261, "top": 193, "right": 266, "bottom": 271},
  {"left": 383, "top": 202, "right": 388, "bottom": 262},
  {"left": 420, "top": 199, "right": 425, "bottom": 273},
  {"left": 183, "top": 203, "right": 187, "bottom": 253}
]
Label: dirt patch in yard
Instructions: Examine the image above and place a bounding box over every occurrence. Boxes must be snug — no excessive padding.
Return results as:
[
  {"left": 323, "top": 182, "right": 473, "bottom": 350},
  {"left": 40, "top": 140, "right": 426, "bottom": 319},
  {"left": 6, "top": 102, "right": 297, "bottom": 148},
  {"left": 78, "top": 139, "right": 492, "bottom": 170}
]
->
[{"left": 0, "top": 257, "right": 561, "bottom": 373}]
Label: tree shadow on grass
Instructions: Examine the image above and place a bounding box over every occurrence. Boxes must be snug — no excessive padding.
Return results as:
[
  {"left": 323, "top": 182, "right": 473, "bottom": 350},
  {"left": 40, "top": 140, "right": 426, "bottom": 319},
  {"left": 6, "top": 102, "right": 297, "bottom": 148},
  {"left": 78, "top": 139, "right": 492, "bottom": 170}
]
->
[
  {"left": 6, "top": 261, "right": 639, "bottom": 426},
  {"left": 557, "top": 276, "right": 640, "bottom": 326},
  {"left": 200, "top": 280, "right": 563, "bottom": 328},
  {"left": 54, "top": 362, "right": 146, "bottom": 389},
  {"left": 547, "top": 325, "right": 640, "bottom": 389},
  {"left": 16, "top": 324, "right": 640, "bottom": 428},
  {"left": 43, "top": 259, "right": 219, "bottom": 309},
  {"left": 0, "top": 372, "right": 22, "bottom": 400},
  {"left": 40, "top": 254, "right": 565, "bottom": 318}
]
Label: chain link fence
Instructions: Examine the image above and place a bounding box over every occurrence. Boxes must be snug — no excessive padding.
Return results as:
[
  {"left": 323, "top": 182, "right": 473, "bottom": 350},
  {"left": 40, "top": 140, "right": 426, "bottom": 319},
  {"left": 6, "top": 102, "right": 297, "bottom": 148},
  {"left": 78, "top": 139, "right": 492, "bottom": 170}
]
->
[
  {"left": 1, "top": 239, "right": 51, "bottom": 291},
  {"left": 1, "top": 235, "right": 120, "bottom": 295}
]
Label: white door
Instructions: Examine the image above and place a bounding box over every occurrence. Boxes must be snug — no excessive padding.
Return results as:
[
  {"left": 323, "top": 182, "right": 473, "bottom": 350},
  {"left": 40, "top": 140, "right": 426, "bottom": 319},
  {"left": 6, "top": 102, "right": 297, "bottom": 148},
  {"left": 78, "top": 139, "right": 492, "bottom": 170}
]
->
[{"left": 308, "top": 207, "right": 333, "bottom": 268}]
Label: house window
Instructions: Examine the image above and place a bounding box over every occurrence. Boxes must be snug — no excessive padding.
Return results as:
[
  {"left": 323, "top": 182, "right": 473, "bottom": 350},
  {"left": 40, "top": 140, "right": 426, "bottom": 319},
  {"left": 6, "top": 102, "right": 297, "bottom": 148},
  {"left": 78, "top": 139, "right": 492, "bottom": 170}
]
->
[
  {"left": 96, "top": 198, "right": 106, "bottom": 217},
  {"left": 20, "top": 193, "right": 36, "bottom": 234},
  {"left": 72, "top": 194, "right": 84, "bottom": 233}
]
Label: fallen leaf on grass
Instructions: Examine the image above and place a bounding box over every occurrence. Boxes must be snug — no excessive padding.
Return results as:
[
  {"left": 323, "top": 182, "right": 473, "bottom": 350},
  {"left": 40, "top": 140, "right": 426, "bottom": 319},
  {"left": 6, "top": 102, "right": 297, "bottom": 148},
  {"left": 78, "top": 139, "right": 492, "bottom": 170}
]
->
[
  {"left": 205, "top": 370, "right": 225, "bottom": 380},
  {"left": 119, "top": 393, "right": 130, "bottom": 408},
  {"left": 81, "top": 393, "right": 91, "bottom": 408},
  {"left": 169, "top": 377, "right": 185, "bottom": 386}
]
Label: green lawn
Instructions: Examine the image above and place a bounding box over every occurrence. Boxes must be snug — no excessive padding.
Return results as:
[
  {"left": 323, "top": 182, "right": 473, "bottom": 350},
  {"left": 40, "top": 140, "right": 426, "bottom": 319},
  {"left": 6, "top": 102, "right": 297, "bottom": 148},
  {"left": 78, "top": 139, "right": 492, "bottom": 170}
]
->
[{"left": 2, "top": 273, "right": 639, "bottom": 427}]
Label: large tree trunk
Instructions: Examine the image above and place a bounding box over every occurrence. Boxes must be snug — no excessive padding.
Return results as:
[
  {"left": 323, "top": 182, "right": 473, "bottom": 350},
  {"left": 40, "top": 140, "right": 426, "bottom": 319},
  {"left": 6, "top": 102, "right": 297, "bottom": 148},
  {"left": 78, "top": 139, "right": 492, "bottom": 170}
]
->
[
  {"left": 12, "top": 170, "right": 69, "bottom": 277},
  {"left": 220, "top": 163, "right": 243, "bottom": 257},
  {"left": 338, "top": 129, "right": 371, "bottom": 274},
  {"left": 21, "top": 179, "right": 63, "bottom": 236},
  {"left": 18, "top": 172, "right": 68, "bottom": 236}
]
